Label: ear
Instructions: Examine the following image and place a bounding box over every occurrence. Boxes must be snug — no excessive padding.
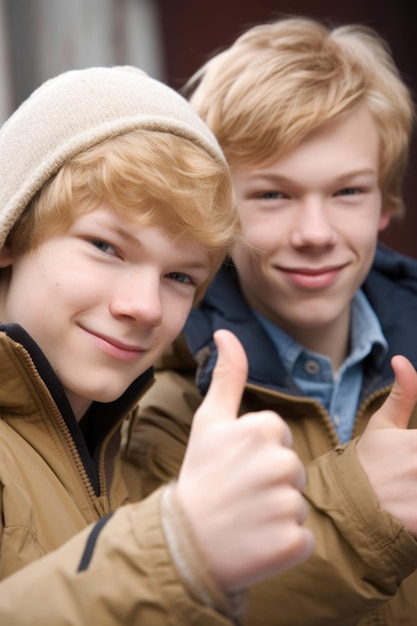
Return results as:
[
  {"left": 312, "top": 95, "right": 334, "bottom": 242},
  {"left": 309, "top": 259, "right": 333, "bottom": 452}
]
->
[
  {"left": 378, "top": 212, "right": 391, "bottom": 232},
  {"left": 0, "top": 245, "right": 14, "bottom": 268}
]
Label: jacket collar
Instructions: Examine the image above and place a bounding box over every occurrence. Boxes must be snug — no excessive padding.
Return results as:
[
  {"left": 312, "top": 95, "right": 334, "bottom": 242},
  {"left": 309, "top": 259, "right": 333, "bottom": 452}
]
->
[
  {"left": 0, "top": 323, "right": 153, "bottom": 425},
  {"left": 0, "top": 323, "right": 154, "bottom": 494},
  {"left": 184, "top": 244, "right": 417, "bottom": 395}
]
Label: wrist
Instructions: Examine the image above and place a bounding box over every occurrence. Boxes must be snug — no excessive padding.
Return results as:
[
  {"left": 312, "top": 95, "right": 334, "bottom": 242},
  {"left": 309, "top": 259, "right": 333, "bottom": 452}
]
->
[{"left": 161, "top": 483, "right": 245, "bottom": 620}]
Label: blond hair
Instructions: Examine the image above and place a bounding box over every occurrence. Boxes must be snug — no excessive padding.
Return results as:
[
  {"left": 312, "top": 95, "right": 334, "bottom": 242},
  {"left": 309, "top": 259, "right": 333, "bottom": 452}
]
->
[
  {"left": 8, "top": 129, "right": 238, "bottom": 301},
  {"left": 186, "top": 17, "right": 415, "bottom": 216}
]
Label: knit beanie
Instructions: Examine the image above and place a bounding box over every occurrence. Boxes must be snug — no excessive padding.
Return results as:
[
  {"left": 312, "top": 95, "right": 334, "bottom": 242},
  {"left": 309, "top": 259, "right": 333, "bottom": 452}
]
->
[{"left": 0, "top": 66, "right": 226, "bottom": 249}]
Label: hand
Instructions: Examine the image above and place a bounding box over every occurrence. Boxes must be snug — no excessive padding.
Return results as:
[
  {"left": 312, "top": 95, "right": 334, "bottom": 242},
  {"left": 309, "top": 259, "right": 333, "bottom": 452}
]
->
[
  {"left": 356, "top": 355, "right": 417, "bottom": 535},
  {"left": 176, "top": 329, "right": 314, "bottom": 593}
]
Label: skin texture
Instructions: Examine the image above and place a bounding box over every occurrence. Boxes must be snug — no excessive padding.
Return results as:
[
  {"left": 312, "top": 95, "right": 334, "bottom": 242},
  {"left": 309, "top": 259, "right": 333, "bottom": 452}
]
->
[
  {"left": 0, "top": 201, "right": 315, "bottom": 591},
  {"left": 232, "top": 105, "right": 390, "bottom": 370},
  {"left": 230, "top": 103, "right": 417, "bottom": 547},
  {"left": 1, "top": 180, "right": 416, "bottom": 593},
  {"left": 0, "top": 204, "right": 211, "bottom": 420},
  {"left": 177, "top": 329, "right": 315, "bottom": 592},
  {"left": 177, "top": 335, "right": 417, "bottom": 591},
  {"left": 357, "top": 355, "right": 417, "bottom": 537}
]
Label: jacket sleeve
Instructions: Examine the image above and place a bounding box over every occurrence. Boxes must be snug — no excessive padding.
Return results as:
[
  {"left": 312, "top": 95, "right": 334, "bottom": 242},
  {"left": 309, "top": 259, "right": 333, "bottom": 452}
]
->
[
  {"left": 126, "top": 355, "right": 417, "bottom": 625},
  {"left": 244, "top": 441, "right": 417, "bottom": 625},
  {"left": 122, "top": 339, "right": 203, "bottom": 500},
  {"left": 0, "top": 486, "right": 240, "bottom": 626}
]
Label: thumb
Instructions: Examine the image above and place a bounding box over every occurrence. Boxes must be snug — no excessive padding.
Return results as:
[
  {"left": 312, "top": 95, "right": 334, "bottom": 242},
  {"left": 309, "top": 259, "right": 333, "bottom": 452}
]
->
[
  {"left": 194, "top": 329, "right": 248, "bottom": 427},
  {"left": 367, "top": 355, "right": 417, "bottom": 431}
]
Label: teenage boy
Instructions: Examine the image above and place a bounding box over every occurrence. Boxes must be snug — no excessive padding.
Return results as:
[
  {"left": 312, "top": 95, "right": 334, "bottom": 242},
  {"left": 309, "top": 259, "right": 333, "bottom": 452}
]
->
[
  {"left": 0, "top": 65, "right": 314, "bottom": 625},
  {"left": 130, "top": 17, "right": 417, "bottom": 625}
]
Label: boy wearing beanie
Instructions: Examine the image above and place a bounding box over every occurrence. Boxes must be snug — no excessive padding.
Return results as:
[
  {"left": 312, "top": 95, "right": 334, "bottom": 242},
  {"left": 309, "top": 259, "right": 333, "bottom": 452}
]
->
[
  {"left": 0, "top": 66, "right": 313, "bottom": 624},
  {"left": 133, "top": 17, "right": 417, "bottom": 625}
]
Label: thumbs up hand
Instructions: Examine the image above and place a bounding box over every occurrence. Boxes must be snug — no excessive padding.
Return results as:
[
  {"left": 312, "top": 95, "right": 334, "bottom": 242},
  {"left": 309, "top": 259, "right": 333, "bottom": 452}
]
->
[
  {"left": 176, "top": 330, "right": 314, "bottom": 593},
  {"left": 357, "top": 355, "right": 417, "bottom": 535}
]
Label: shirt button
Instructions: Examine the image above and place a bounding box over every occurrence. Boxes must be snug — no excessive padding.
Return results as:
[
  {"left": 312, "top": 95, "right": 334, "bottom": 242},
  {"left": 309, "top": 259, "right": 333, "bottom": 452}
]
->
[{"left": 304, "top": 359, "right": 320, "bottom": 375}]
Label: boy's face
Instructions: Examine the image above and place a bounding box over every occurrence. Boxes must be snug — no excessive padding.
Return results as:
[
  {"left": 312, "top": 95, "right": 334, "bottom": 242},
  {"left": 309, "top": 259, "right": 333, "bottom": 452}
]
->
[
  {"left": 231, "top": 105, "right": 390, "bottom": 350},
  {"left": 0, "top": 205, "right": 210, "bottom": 419}
]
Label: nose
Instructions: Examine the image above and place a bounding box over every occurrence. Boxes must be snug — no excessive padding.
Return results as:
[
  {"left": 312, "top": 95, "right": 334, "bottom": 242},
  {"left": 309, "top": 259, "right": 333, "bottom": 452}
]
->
[
  {"left": 109, "top": 270, "right": 163, "bottom": 327},
  {"left": 290, "top": 198, "right": 337, "bottom": 249}
]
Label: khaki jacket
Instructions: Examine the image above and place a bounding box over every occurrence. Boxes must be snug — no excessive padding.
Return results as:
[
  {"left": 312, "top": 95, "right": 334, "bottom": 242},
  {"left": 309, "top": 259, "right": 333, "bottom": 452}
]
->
[
  {"left": 0, "top": 324, "right": 237, "bottom": 626},
  {"left": 128, "top": 246, "right": 417, "bottom": 626}
]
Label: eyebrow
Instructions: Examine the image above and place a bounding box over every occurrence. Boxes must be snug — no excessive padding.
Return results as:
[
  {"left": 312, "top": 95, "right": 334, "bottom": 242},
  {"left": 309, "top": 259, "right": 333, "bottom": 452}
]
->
[
  {"left": 95, "top": 219, "right": 211, "bottom": 270},
  {"left": 111, "top": 223, "right": 144, "bottom": 247},
  {"left": 247, "top": 167, "right": 377, "bottom": 184},
  {"left": 89, "top": 218, "right": 145, "bottom": 248}
]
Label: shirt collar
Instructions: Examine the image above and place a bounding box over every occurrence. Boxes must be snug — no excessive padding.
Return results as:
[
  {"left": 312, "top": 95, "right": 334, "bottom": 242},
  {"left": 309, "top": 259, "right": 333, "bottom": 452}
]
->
[{"left": 253, "top": 289, "right": 388, "bottom": 377}]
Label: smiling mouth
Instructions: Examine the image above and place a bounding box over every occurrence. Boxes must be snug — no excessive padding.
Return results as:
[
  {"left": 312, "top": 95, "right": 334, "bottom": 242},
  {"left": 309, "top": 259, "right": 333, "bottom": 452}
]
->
[
  {"left": 81, "top": 326, "right": 149, "bottom": 360},
  {"left": 280, "top": 263, "right": 345, "bottom": 275},
  {"left": 278, "top": 264, "right": 346, "bottom": 288},
  {"left": 101, "top": 335, "right": 144, "bottom": 351}
]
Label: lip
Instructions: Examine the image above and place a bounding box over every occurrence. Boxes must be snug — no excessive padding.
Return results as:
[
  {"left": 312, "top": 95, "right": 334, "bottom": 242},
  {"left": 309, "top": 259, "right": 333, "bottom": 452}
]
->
[
  {"left": 277, "top": 264, "right": 347, "bottom": 289},
  {"left": 81, "top": 327, "right": 148, "bottom": 361}
]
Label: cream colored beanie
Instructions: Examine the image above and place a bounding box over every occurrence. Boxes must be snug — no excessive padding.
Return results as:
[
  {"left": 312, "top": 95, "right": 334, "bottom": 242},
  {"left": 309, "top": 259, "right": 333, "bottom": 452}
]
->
[{"left": 0, "top": 66, "right": 226, "bottom": 249}]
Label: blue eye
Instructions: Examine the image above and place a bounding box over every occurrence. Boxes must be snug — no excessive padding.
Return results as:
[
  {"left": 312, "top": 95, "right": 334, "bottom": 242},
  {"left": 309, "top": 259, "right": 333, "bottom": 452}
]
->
[
  {"left": 258, "top": 191, "right": 285, "bottom": 199},
  {"left": 168, "top": 272, "right": 193, "bottom": 285},
  {"left": 92, "top": 240, "right": 117, "bottom": 255},
  {"left": 336, "top": 187, "right": 361, "bottom": 196}
]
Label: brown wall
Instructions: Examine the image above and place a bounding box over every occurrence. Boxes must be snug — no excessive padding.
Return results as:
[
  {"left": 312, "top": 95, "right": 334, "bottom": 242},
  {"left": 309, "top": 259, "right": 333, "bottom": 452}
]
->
[{"left": 156, "top": 0, "right": 417, "bottom": 258}]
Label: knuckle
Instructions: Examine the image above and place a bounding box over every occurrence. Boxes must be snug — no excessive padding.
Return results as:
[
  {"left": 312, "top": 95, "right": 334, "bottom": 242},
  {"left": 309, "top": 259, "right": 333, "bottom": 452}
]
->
[
  {"left": 241, "top": 410, "right": 292, "bottom": 444},
  {"left": 268, "top": 523, "right": 314, "bottom": 569},
  {"left": 276, "top": 448, "right": 306, "bottom": 488}
]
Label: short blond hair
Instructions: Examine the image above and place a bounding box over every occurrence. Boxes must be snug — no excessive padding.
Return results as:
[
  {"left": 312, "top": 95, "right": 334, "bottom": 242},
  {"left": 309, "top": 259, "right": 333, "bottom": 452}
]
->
[
  {"left": 8, "top": 129, "right": 238, "bottom": 301},
  {"left": 186, "top": 17, "right": 415, "bottom": 216}
]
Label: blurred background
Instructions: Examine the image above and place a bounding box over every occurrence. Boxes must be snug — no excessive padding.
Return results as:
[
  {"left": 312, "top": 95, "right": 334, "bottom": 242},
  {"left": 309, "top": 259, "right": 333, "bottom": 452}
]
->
[{"left": 0, "top": 0, "right": 415, "bottom": 256}]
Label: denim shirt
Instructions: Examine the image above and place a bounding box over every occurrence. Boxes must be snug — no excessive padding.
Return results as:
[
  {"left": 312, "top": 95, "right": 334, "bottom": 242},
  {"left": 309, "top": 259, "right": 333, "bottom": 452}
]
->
[{"left": 254, "top": 290, "right": 388, "bottom": 443}]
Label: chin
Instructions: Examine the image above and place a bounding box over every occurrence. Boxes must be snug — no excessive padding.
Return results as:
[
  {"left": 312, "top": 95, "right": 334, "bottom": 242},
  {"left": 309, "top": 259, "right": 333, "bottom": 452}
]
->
[
  {"left": 84, "top": 385, "right": 128, "bottom": 404},
  {"left": 78, "top": 373, "right": 144, "bottom": 405},
  {"left": 94, "top": 391, "right": 126, "bottom": 404}
]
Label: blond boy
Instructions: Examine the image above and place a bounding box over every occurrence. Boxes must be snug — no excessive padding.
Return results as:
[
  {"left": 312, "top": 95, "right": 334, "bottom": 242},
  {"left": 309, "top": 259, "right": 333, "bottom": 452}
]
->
[
  {"left": 134, "top": 18, "right": 417, "bottom": 625},
  {"left": 0, "top": 66, "right": 313, "bottom": 625}
]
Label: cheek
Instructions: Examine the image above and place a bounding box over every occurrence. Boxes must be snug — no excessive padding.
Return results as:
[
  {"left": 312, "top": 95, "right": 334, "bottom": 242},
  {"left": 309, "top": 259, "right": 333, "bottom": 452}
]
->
[
  {"left": 232, "top": 224, "right": 277, "bottom": 267},
  {"left": 238, "top": 209, "right": 286, "bottom": 252},
  {"left": 378, "top": 212, "right": 391, "bottom": 232},
  {"left": 344, "top": 222, "right": 380, "bottom": 282},
  {"left": 162, "top": 298, "right": 193, "bottom": 340},
  {"left": 1, "top": 264, "right": 39, "bottom": 323},
  {"left": 231, "top": 241, "right": 267, "bottom": 288},
  {"left": 151, "top": 309, "right": 190, "bottom": 364},
  {"left": 353, "top": 216, "right": 383, "bottom": 250},
  {"left": 342, "top": 202, "right": 383, "bottom": 246},
  {"left": 231, "top": 239, "right": 251, "bottom": 267}
]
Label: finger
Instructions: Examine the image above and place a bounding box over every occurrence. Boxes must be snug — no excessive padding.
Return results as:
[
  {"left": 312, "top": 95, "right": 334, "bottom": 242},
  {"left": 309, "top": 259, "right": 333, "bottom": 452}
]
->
[
  {"left": 194, "top": 329, "right": 248, "bottom": 425},
  {"left": 367, "top": 354, "right": 417, "bottom": 430},
  {"left": 238, "top": 410, "right": 293, "bottom": 447},
  {"left": 275, "top": 446, "right": 306, "bottom": 491}
]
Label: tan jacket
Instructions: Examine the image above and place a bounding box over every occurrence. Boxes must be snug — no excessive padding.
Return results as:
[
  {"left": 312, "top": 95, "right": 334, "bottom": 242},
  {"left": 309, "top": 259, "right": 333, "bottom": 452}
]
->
[
  {"left": 0, "top": 326, "right": 237, "bottom": 626},
  {"left": 128, "top": 244, "right": 417, "bottom": 626},
  {"left": 129, "top": 336, "right": 417, "bottom": 626}
]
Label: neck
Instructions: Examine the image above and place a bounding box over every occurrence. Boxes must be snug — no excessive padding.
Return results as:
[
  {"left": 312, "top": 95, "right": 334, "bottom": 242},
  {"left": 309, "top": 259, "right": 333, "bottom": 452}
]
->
[
  {"left": 261, "top": 306, "right": 352, "bottom": 372},
  {"left": 65, "top": 390, "right": 93, "bottom": 422},
  {"left": 290, "top": 320, "right": 350, "bottom": 372}
]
